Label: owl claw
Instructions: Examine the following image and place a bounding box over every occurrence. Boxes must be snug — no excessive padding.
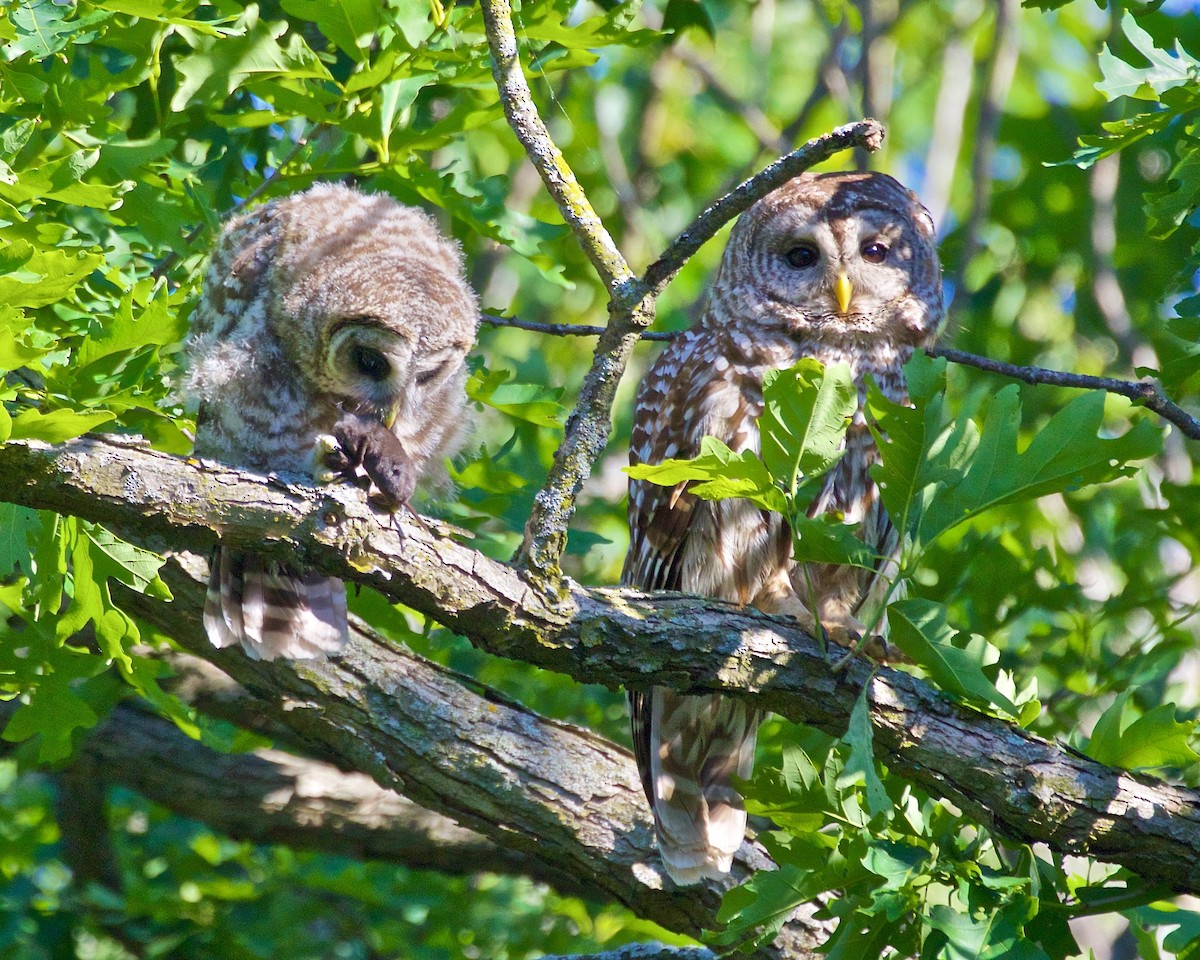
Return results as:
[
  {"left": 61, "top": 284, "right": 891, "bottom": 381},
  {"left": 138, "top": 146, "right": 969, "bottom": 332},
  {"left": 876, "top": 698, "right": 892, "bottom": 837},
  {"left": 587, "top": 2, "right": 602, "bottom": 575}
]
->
[
  {"left": 830, "top": 631, "right": 900, "bottom": 672},
  {"left": 311, "top": 434, "right": 353, "bottom": 485}
]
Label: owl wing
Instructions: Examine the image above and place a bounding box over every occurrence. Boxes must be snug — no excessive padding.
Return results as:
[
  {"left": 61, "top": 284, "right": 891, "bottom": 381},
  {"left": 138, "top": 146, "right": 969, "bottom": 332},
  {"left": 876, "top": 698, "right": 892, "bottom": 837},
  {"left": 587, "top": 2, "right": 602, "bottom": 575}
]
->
[
  {"left": 622, "top": 335, "right": 765, "bottom": 884},
  {"left": 621, "top": 349, "right": 704, "bottom": 806}
]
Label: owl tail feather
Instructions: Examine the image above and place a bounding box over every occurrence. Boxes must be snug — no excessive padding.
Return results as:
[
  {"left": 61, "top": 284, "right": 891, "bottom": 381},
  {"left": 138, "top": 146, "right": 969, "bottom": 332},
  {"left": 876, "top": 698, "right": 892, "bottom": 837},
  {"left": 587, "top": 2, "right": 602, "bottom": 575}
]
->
[
  {"left": 204, "top": 547, "right": 348, "bottom": 661},
  {"left": 647, "top": 689, "right": 760, "bottom": 886}
]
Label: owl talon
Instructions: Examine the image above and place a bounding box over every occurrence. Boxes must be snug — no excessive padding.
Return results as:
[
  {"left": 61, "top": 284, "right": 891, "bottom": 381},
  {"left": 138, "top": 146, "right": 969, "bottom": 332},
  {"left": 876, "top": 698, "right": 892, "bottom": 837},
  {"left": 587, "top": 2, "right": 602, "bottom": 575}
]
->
[
  {"left": 830, "top": 631, "right": 897, "bottom": 672},
  {"left": 312, "top": 434, "right": 353, "bottom": 484}
]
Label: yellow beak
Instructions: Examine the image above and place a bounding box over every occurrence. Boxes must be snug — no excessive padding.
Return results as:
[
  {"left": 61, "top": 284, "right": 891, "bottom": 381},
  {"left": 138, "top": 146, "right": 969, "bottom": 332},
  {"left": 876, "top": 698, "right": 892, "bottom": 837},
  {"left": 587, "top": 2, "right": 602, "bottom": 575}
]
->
[
  {"left": 834, "top": 272, "right": 853, "bottom": 314},
  {"left": 382, "top": 408, "right": 398, "bottom": 430}
]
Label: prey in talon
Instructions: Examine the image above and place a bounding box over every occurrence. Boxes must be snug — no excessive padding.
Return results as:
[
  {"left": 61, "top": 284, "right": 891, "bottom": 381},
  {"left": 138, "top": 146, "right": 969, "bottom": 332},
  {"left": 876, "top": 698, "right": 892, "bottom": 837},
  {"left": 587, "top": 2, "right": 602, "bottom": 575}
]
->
[{"left": 327, "top": 411, "right": 418, "bottom": 512}]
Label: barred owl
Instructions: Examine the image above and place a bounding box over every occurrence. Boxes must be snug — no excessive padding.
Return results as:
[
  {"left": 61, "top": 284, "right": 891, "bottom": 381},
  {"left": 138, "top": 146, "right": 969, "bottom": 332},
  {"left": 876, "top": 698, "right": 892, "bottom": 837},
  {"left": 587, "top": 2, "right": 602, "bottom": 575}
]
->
[
  {"left": 623, "top": 172, "right": 942, "bottom": 884},
  {"left": 186, "top": 182, "right": 478, "bottom": 661}
]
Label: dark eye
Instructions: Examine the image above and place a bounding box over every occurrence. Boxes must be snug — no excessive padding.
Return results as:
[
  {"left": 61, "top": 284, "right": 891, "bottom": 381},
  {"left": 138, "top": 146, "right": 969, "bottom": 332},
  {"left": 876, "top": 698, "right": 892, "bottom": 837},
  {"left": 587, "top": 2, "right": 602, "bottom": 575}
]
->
[
  {"left": 783, "top": 243, "right": 819, "bottom": 269},
  {"left": 861, "top": 240, "right": 889, "bottom": 263},
  {"left": 352, "top": 344, "right": 391, "bottom": 381},
  {"left": 415, "top": 361, "right": 448, "bottom": 386}
]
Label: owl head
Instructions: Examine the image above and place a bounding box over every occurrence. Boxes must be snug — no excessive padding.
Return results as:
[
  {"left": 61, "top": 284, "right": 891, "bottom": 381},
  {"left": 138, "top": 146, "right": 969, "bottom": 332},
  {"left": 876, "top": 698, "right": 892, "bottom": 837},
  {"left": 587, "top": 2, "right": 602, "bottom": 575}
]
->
[
  {"left": 242, "top": 183, "right": 479, "bottom": 435},
  {"left": 708, "top": 171, "right": 943, "bottom": 348}
]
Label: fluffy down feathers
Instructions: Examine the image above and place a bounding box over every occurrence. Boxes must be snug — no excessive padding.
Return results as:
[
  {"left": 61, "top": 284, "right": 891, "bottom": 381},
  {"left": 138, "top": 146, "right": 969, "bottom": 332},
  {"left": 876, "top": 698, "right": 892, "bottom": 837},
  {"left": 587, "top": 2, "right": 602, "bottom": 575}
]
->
[{"left": 186, "top": 182, "right": 479, "bottom": 660}]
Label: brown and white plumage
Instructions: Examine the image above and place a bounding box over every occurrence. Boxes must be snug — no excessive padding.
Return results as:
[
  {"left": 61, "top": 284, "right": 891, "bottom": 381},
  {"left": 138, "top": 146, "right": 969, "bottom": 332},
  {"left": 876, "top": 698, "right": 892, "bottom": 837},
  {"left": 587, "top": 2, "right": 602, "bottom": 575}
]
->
[
  {"left": 623, "top": 172, "right": 943, "bottom": 884},
  {"left": 185, "top": 182, "right": 478, "bottom": 660}
]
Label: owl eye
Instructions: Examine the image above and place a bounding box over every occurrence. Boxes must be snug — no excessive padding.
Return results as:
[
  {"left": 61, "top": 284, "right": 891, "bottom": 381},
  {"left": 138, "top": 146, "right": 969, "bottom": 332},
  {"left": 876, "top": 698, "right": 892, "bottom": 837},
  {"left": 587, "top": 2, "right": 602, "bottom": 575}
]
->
[
  {"left": 783, "top": 243, "right": 819, "bottom": 269},
  {"left": 415, "top": 361, "right": 449, "bottom": 386},
  {"left": 351, "top": 344, "right": 391, "bottom": 381},
  {"left": 861, "top": 240, "right": 889, "bottom": 263}
]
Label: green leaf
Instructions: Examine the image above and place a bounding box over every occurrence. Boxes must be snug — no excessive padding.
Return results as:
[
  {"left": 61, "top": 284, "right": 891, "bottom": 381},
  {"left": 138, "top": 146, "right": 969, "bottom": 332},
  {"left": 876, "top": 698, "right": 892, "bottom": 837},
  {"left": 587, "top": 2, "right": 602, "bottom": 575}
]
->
[
  {"left": 169, "top": 5, "right": 331, "bottom": 111},
  {"left": 790, "top": 512, "right": 881, "bottom": 568},
  {"left": 451, "top": 446, "right": 528, "bottom": 495},
  {"left": 626, "top": 435, "right": 786, "bottom": 513},
  {"left": 920, "top": 390, "right": 1159, "bottom": 546},
  {"left": 0, "top": 151, "right": 130, "bottom": 209},
  {"left": 0, "top": 244, "right": 104, "bottom": 309},
  {"left": 822, "top": 908, "right": 893, "bottom": 960},
  {"left": 872, "top": 377, "right": 1161, "bottom": 553},
  {"left": 1085, "top": 693, "right": 1200, "bottom": 770},
  {"left": 7, "top": 408, "right": 116, "bottom": 443},
  {"left": 887, "top": 599, "right": 1022, "bottom": 718},
  {"left": 925, "top": 904, "right": 1049, "bottom": 960},
  {"left": 861, "top": 840, "right": 928, "bottom": 893},
  {"left": 74, "top": 282, "right": 186, "bottom": 370},
  {"left": 1097, "top": 13, "right": 1200, "bottom": 101},
  {"left": 662, "top": 0, "right": 715, "bottom": 39},
  {"left": 280, "top": 0, "right": 383, "bottom": 59},
  {"left": 8, "top": 0, "right": 109, "bottom": 59},
  {"left": 866, "top": 354, "right": 968, "bottom": 543},
  {"left": 1144, "top": 150, "right": 1200, "bottom": 239},
  {"left": 760, "top": 358, "right": 857, "bottom": 497},
  {"left": 0, "top": 323, "right": 51, "bottom": 373},
  {"left": 0, "top": 504, "right": 40, "bottom": 580},
  {"left": 742, "top": 745, "right": 828, "bottom": 834},
  {"left": 466, "top": 368, "right": 565, "bottom": 428},
  {"left": 837, "top": 685, "right": 890, "bottom": 820},
  {"left": 82, "top": 523, "right": 173, "bottom": 601},
  {"left": 2, "top": 672, "right": 99, "bottom": 762}
]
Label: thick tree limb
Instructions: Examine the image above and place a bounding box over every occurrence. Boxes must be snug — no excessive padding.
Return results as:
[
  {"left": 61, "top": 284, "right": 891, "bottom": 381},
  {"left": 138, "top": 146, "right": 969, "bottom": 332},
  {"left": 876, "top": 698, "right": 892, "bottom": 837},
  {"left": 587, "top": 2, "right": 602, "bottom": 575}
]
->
[
  {"left": 0, "top": 696, "right": 588, "bottom": 893},
  {"left": 2, "top": 436, "right": 1200, "bottom": 897},
  {"left": 113, "top": 557, "right": 824, "bottom": 958}
]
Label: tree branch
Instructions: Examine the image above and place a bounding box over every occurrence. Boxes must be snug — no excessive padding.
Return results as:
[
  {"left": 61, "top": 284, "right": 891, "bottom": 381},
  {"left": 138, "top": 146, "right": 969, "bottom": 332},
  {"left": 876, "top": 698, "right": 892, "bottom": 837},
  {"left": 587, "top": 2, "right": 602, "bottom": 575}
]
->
[
  {"left": 2, "top": 436, "right": 1200, "bottom": 897},
  {"left": 0, "top": 695, "right": 590, "bottom": 895},
  {"left": 477, "top": 316, "right": 1200, "bottom": 441},
  {"left": 482, "top": 313, "right": 676, "bottom": 342},
  {"left": 114, "top": 558, "right": 825, "bottom": 959},
  {"left": 639, "top": 120, "right": 885, "bottom": 300},
  {"left": 481, "top": 0, "right": 884, "bottom": 579},
  {"left": 928, "top": 346, "right": 1200, "bottom": 440},
  {"left": 480, "top": 0, "right": 652, "bottom": 578}
]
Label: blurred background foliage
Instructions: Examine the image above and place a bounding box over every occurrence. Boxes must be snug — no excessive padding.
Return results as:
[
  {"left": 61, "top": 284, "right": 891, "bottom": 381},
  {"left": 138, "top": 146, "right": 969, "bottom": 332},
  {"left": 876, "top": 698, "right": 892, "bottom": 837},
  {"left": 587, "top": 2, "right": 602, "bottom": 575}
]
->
[{"left": 1, "top": 0, "right": 1200, "bottom": 957}]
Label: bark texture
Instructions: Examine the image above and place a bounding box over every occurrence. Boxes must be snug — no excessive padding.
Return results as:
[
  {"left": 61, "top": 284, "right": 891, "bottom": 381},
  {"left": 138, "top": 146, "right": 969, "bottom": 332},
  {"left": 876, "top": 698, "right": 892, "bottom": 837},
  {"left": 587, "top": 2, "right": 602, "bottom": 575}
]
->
[{"left": 2, "top": 435, "right": 1200, "bottom": 902}]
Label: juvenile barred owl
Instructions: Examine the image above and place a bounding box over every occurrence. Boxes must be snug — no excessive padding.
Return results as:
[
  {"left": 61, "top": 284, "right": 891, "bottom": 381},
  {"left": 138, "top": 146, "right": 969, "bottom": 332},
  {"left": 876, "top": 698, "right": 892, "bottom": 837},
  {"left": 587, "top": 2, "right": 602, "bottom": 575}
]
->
[
  {"left": 186, "top": 182, "right": 478, "bottom": 661},
  {"left": 623, "top": 172, "right": 943, "bottom": 884}
]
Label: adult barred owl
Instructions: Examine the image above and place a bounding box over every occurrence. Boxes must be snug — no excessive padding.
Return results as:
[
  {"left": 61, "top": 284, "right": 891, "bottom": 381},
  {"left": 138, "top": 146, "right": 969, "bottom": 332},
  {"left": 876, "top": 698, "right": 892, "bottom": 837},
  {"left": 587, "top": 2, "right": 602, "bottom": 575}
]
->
[
  {"left": 623, "top": 172, "right": 943, "bottom": 884},
  {"left": 186, "top": 182, "right": 478, "bottom": 661}
]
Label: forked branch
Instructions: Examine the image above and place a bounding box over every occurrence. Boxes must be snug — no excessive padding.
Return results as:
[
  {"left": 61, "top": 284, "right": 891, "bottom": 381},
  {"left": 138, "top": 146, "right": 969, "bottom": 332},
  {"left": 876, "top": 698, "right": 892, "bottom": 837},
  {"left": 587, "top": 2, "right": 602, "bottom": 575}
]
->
[{"left": 480, "top": 0, "right": 883, "bottom": 578}]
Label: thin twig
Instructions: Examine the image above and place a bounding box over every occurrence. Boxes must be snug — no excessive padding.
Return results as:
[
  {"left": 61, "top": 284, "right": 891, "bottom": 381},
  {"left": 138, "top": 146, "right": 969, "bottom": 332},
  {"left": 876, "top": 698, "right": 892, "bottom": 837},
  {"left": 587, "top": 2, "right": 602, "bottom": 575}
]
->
[
  {"left": 929, "top": 345, "right": 1200, "bottom": 440},
  {"left": 539, "top": 948, "right": 715, "bottom": 960},
  {"left": 641, "top": 119, "right": 885, "bottom": 298},
  {"left": 478, "top": 313, "right": 1199, "bottom": 440},
  {"left": 481, "top": 313, "right": 675, "bottom": 342}
]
